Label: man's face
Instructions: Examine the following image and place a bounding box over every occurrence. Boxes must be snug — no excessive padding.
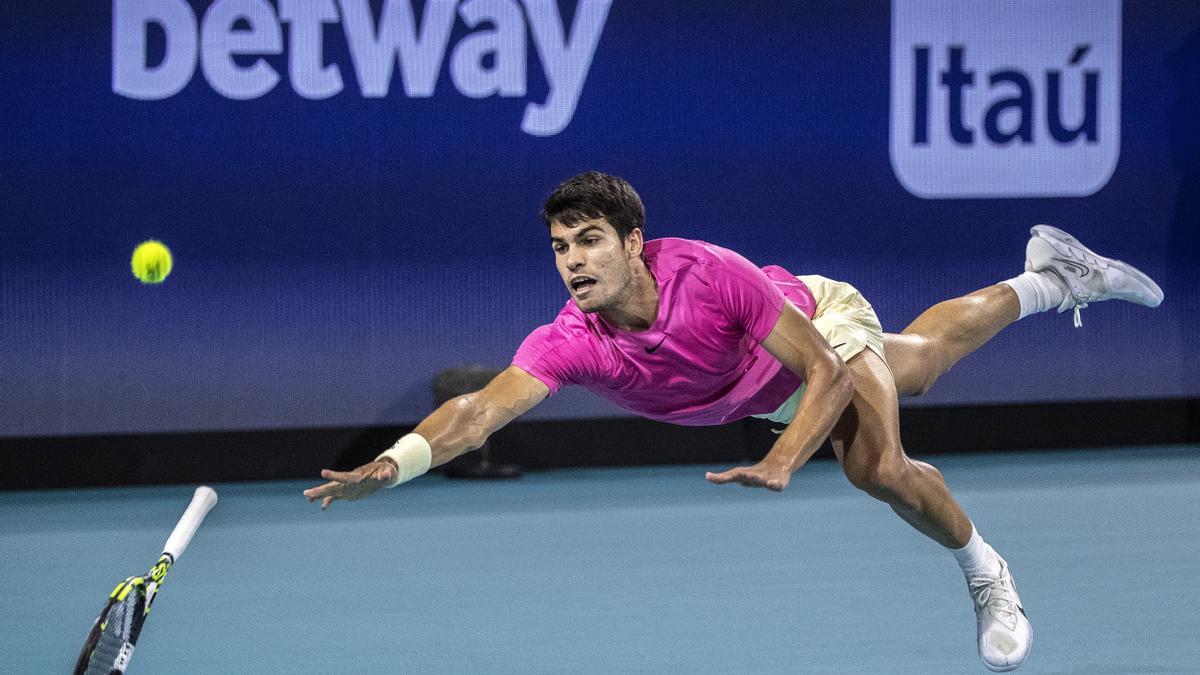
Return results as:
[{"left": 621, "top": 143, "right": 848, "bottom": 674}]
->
[{"left": 550, "top": 218, "right": 638, "bottom": 313}]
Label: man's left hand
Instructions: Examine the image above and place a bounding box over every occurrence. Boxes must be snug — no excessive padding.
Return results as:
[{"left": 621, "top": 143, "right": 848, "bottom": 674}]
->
[{"left": 705, "top": 460, "right": 793, "bottom": 492}]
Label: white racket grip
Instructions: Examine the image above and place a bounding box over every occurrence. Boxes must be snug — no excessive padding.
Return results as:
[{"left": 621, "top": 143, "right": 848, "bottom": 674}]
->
[{"left": 162, "top": 486, "right": 218, "bottom": 561}]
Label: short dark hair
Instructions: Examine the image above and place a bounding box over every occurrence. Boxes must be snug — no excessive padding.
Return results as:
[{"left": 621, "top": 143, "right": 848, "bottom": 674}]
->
[{"left": 541, "top": 171, "right": 645, "bottom": 240}]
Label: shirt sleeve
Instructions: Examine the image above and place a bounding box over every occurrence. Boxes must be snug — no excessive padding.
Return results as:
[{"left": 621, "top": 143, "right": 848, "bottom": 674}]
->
[
  {"left": 511, "top": 324, "right": 584, "bottom": 394},
  {"left": 705, "top": 247, "right": 787, "bottom": 343}
]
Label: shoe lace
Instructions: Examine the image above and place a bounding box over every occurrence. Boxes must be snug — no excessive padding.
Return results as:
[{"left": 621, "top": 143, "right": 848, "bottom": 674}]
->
[
  {"left": 969, "top": 574, "right": 1020, "bottom": 631},
  {"left": 1061, "top": 243, "right": 1100, "bottom": 328}
]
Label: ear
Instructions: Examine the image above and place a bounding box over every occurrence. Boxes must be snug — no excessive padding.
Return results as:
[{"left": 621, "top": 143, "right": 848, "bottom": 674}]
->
[{"left": 624, "top": 228, "right": 644, "bottom": 259}]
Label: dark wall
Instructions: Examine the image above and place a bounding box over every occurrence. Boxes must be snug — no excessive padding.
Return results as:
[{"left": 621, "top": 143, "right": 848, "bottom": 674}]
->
[{"left": 2, "top": 398, "right": 1196, "bottom": 490}]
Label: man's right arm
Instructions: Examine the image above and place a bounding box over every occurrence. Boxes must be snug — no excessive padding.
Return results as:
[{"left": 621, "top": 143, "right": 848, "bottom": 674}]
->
[
  {"left": 411, "top": 366, "right": 550, "bottom": 468},
  {"left": 303, "top": 366, "right": 549, "bottom": 508}
]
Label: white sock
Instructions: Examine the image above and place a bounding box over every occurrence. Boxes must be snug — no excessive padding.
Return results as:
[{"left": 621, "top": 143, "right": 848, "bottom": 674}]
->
[
  {"left": 1001, "top": 271, "right": 1070, "bottom": 319},
  {"left": 952, "top": 524, "right": 1002, "bottom": 578}
]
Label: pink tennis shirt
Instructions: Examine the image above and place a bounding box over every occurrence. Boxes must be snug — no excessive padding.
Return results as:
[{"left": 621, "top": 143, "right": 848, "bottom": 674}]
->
[{"left": 512, "top": 238, "right": 817, "bottom": 426}]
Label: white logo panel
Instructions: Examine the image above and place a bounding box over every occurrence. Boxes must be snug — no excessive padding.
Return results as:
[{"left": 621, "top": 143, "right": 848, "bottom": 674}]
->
[{"left": 890, "top": 0, "right": 1121, "bottom": 198}]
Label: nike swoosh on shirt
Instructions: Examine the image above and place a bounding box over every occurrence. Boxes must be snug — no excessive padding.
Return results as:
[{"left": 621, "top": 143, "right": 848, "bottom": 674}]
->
[{"left": 645, "top": 336, "right": 668, "bottom": 353}]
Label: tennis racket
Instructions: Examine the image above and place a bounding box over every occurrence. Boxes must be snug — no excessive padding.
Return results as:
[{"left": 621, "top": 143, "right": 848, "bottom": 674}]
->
[{"left": 73, "top": 485, "right": 218, "bottom": 675}]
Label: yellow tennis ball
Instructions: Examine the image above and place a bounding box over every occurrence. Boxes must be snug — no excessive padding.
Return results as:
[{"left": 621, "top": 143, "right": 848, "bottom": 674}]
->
[{"left": 131, "top": 240, "right": 173, "bottom": 284}]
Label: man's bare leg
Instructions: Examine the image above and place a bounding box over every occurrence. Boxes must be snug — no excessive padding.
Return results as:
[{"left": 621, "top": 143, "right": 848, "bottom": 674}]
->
[
  {"left": 831, "top": 349, "right": 1032, "bottom": 670},
  {"left": 828, "top": 350, "right": 972, "bottom": 546},
  {"left": 849, "top": 227, "right": 1165, "bottom": 670},
  {"left": 883, "top": 284, "right": 1020, "bottom": 398},
  {"left": 884, "top": 226, "right": 1165, "bottom": 400}
]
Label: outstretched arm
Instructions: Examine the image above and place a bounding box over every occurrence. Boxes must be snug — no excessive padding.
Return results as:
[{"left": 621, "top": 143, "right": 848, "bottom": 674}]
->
[
  {"left": 304, "top": 366, "right": 549, "bottom": 508},
  {"left": 706, "top": 302, "right": 854, "bottom": 491}
]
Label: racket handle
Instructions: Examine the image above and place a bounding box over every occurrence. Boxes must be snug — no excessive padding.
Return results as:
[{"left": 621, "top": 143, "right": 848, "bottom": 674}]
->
[{"left": 162, "top": 486, "right": 218, "bottom": 561}]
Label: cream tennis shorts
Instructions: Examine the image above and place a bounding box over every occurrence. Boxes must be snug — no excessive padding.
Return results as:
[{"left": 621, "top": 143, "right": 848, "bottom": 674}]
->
[{"left": 752, "top": 274, "right": 888, "bottom": 425}]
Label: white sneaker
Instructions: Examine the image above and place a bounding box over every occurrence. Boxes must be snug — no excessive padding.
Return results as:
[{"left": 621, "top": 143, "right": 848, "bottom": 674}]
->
[
  {"left": 1025, "top": 224, "right": 1164, "bottom": 327},
  {"left": 968, "top": 558, "right": 1033, "bottom": 672}
]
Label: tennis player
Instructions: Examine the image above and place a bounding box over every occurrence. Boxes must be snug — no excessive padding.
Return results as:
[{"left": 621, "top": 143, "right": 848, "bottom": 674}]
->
[{"left": 305, "top": 172, "right": 1162, "bottom": 671}]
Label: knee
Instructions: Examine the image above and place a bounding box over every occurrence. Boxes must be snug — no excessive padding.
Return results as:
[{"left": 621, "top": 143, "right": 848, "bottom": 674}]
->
[
  {"left": 844, "top": 452, "right": 919, "bottom": 510},
  {"left": 893, "top": 335, "right": 943, "bottom": 396}
]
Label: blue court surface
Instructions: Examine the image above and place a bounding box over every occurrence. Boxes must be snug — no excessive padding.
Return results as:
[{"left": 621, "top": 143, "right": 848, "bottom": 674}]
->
[{"left": 3, "top": 445, "right": 1198, "bottom": 674}]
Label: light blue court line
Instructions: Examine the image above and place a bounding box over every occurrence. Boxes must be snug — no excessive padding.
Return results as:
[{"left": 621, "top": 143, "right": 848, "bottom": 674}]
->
[{"left": 2, "top": 445, "right": 1197, "bottom": 673}]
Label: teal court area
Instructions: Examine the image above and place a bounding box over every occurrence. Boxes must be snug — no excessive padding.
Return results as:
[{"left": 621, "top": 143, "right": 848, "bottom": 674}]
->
[{"left": 3, "top": 445, "right": 1197, "bottom": 674}]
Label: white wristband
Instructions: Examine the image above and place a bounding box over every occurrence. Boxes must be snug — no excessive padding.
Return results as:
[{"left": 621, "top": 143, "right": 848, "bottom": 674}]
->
[{"left": 375, "top": 433, "right": 433, "bottom": 488}]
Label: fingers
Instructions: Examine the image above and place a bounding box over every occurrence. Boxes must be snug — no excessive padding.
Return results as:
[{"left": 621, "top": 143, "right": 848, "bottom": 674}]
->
[
  {"left": 321, "top": 468, "right": 359, "bottom": 482},
  {"left": 302, "top": 483, "right": 340, "bottom": 509},
  {"left": 706, "top": 467, "right": 760, "bottom": 486},
  {"left": 304, "top": 475, "right": 350, "bottom": 508},
  {"left": 304, "top": 468, "right": 357, "bottom": 500},
  {"left": 705, "top": 468, "right": 743, "bottom": 484},
  {"left": 303, "top": 481, "right": 339, "bottom": 501},
  {"left": 305, "top": 464, "right": 381, "bottom": 508},
  {"left": 706, "top": 466, "right": 786, "bottom": 490}
]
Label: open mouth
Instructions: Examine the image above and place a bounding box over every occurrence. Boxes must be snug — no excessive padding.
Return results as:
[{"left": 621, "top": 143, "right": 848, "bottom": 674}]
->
[{"left": 570, "top": 276, "right": 597, "bottom": 294}]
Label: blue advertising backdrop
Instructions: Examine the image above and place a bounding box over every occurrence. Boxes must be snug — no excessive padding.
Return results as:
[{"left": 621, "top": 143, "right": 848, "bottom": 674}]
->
[{"left": 2, "top": 1, "right": 1197, "bottom": 437}]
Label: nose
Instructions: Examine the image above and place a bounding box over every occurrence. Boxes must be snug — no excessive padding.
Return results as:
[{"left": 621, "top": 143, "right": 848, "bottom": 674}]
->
[{"left": 565, "top": 246, "right": 584, "bottom": 272}]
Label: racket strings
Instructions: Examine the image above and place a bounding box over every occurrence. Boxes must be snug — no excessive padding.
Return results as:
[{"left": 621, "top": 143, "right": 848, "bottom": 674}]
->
[{"left": 81, "top": 580, "right": 147, "bottom": 675}]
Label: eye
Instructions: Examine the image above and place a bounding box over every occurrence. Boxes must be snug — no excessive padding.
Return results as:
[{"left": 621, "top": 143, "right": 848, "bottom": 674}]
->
[
  {"left": 584, "top": 237, "right": 600, "bottom": 245},
  {"left": 553, "top": 244, "right": 566, "bottom": 254}
]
